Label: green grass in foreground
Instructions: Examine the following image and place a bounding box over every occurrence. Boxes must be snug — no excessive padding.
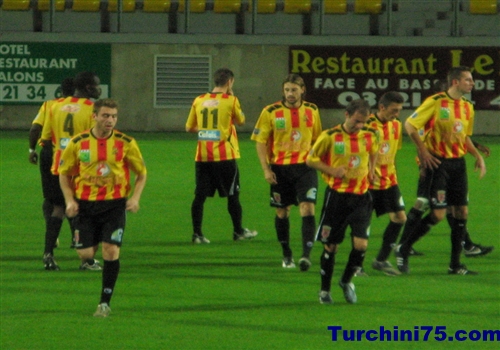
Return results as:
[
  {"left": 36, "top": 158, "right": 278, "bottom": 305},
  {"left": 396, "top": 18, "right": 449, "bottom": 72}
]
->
[{"left": 1, "top": 132, "right": 499, "bottom": 349}]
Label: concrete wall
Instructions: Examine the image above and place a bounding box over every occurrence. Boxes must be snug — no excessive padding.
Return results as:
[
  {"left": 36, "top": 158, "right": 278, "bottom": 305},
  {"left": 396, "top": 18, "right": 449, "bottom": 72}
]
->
[{"left": 0, "top": 33, "right": 498, "bottom": 134}]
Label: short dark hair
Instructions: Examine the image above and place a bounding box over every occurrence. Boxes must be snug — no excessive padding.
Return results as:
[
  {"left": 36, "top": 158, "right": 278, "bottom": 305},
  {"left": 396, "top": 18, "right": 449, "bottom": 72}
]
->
[
  {"left": 345, "top": 99, "right": 371, "bottom": 116},
  {"left": 74, "top": 71, "right": 98, "bottom": 92},
  {"left": 447, "top": 66, "right": 471, "bottom": 86},
  {"left": 93, "top": 98, "right": 118, "bottom": 114},
  {"left": 214, "top": 68, "right": 234, "bottom": 87},
  {"left": 60, "top": 77, "right": 75, "bottom": 97},
  {"left": 379, "top": 91, "right": 404, "bottom": 107}
]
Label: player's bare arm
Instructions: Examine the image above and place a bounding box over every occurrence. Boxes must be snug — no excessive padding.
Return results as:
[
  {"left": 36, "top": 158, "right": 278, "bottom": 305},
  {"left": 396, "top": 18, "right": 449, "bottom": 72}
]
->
[
  {"left": 405, "top": 120, "right": 441, "bottom": 169},
  {"left": 466, "top": 137, "right": 486, "bottom": 179},
  {"left": 126, "top": 173, "right": 147, "bottom": 213},
  {"left": 59, "top": 174, "right": 79, "bottom": 217},
  {"left": 256, "top": 142, "right": 277, "bottom": 184}
]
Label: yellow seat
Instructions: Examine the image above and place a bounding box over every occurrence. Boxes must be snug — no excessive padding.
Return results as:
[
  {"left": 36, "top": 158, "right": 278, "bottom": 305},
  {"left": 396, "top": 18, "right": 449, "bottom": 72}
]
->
[
  {"left": 37, "top": 0, "right": 66, "bottom": 11},
  {"left": 72, "top": 0, "right": 101, "bottom": 12},
  {"left": 214, "top": 0, "right": 241, "bottom": 13},
  {"left": 143, "top": 0, "right": 171, "bottom": 12},
  {"left": 177, "top": 0, "right": 206, "bottom": 13},
  {"left": 354, "top": 0, "right": 382, "bottom": 14},
  {"left": 324, "top": 0, "right": 347, "bottom": 14},
  {"left": 1, "top": 0, "right": 31, "bottom": 10},
  {"left": 284, "top": 0, "right": 311, "bottom": 14},
  {"left": 248, "top": 0, "right": 276, "bottom": 14},
  {"left": 108, "top": 0, "right": 136, "bottom": 12},
  {"left": 470, "top": 0, "right": 497, "bottom": 14}
]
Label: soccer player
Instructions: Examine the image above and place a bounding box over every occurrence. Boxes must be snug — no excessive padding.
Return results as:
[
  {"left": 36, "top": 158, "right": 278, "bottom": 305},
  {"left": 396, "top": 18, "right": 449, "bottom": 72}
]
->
[
  {"left": 397, "top": 140, "right": 494, "bottom": 258},
  {"left": 367, "top": 91, "right": 406, "bottom": 276},
  {"left": 29, "top": 77, "right": 75, "bottom": 247},
  {"left": 251, "top": 74, "right": 322, "bottom": 271},
  {"left": 59, "top": 98, "right": 147, "bottom": 317},
  {"left": 40, "top": 71, "right": 101, "bottom": 271},
  {"left": 307, "top": 99, "right": 378, "bottom": 304},
  {"left": 395, "top": 66, "right": 486, "bottom": 275},
  {"left": 186, "top": 68, "right": 257, "bottom": 244}
]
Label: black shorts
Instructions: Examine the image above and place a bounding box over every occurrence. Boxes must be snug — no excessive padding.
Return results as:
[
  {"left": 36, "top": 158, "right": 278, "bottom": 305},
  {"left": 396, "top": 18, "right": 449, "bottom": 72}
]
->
[
  {"left": 39, "top": 143, "right": 53, "bottom": 199},
  {"left": 316, "top": 187, "right": 372, "bottom": 245},
  {"left": 46, "top": 174, "right": 65, "bottom": 206},
  {"left": 195, "top": 160, "right": 240, "bottom": 198},
  {"left": 270, "top": 163, "right": 318, "bottom": 208},
  {"left": 418, "top": 157, "right": 468, "bottom": 209},
  {"left": 370, "top": 185, "right": 405, "bottom": 217},
  {"left": 72, "top": 199, "right": 127, "bottom": 249}
]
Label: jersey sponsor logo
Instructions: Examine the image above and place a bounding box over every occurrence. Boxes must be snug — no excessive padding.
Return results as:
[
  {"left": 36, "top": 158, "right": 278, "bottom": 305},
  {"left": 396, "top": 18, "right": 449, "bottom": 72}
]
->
[
  {"left": 379, "top": 142, "right": 390, "bottom": 154},
  {"left": 439, "top": 108, "right": 450, "bottom": 120},
  {"left": 60, "top": 137, "right": 70, "bottom": 149},
  {"left": 291, "top": 130, "right": 301, "bottom": 142},
  {"left": 334, "top": 142, "right": 345, "bottom": 155},
  {"left": 202, "top": 99, "right": 219, "bottom": 108},
  {"left": 453, "top": 121, "right": 463, "bottom": 133},
  {"left": 275, "top": 117, "right": 286, "bottom": 130},
  {"left": 79, "top": 149, "right": 90, "bottom": 163},
  {"left": 198, "top": 129, "right": 221, "bottom": 141},
  {"left": 61, "top": 104, "right": 81, "bottom": 113},
  {"left": 306, "top": 188, "right": 317, "bottom": 200},
  {"left": 97, "top": 162, "right": 111, "bottom": 176},
  {"left": 348, "top": 155, "right": 361, "bottom": 168}
]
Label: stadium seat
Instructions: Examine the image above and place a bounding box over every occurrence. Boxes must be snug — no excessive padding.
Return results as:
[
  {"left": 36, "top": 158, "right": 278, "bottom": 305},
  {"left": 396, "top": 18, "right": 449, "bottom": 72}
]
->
[
  {"left": 107, "top": 0, "right": 136, "bottom": 12},
  {"left": 324, "top": 0, "right": 347, "bottom": 14},
  {"left": 143, "top": 0, "right": 171, "bottom": 12},
  {"left": 247, "top": 0, "right": 276, "bottom": 13},
  {"left": 1, "top": 0, "right": 30, "bottom": 10},
  {"left": 214, "top": 0, "right": 241, "bottom": 13},
  {"left": 37, "top": 0, "right": 66, "bottom": 11},
  {"left": 354, "top": 0, "right": 382, "bottom": 14},
  {"left": 71, "top": 0, "right": 101, "bottom": 11},
  {"left": 177, "top": 0, "right": 206, "bottom": 12},
  {"left": 469, "top": 0, "right": 497, "bottom": 14},
  {"left": 284, "top": 0, "right": 311, "bottom": 14}
]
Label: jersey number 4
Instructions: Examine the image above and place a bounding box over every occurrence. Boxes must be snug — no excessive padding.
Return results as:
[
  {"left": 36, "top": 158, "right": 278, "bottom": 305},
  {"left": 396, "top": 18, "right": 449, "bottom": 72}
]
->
[{"left": 63, "top": 113, "right": 74, "bottom": 136}]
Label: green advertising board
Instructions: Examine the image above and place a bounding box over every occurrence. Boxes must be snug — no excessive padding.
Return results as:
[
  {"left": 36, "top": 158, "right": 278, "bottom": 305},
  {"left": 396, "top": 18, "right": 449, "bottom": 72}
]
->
[{"left": 0, "top": 43, "right": 111, "bottom": 104}]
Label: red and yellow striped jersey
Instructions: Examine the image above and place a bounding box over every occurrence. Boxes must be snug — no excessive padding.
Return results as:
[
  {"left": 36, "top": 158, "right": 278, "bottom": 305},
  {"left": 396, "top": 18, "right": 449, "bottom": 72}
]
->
[
  {"left": 366, "top": 113, "right": 402, "bottom": 190},
  {"left": 41, "top": 96, "right": 95, "bottom": 174},
  {"left": 186, "top": 92, "right": 245, "bottom": 162},
  {"left": 308, "top": 125, "right": 379, "bottom": 195},
  {"left": 58, "top": 130, "right": 147, "bottom": 201},
  {"left": 251, "top": 101, "right": 322, "bottom": 165},
  {"left": 406, "top": 92, "right": 474, "bottom": 159},
  {"left": 32, "top": 99, "right": 58, "bottom": 145}
]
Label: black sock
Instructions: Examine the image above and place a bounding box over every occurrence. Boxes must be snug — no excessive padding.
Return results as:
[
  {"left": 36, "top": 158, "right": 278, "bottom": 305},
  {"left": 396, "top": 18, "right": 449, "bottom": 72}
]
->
[
  {"left": 398, "top": 208, "right": 423, "bottom": 245},
  {"left": 228, "top": 195, "right": 243, "bottom": 234},
  {"left": 191, "top": 195, "right": 206, "bottom": 235},
  {"left": 301, "top": 215, "right": 316, "bottom": 258},
  {"left": 376, "top": 221, "right": 403, "bottom": 262},
  {"left": 101, "top": 259, "right": 120, "bottom": 305},
  {"left": 320, "top": 249, "right": 335, "bottom": 292},
  {"left": 400, "top": 214, "right": 435, "bottom": 256},
  {"left": 275, "top": 216, "right": 291, "bottom": 257},
  {"left": 450, "top": 218, "right": 466, "bottom": 268},
  {"left": 44, "top": 216, "right": 63, "bottom": 254},
  {"left": 341, "top": 248, "right": 366, "bottom": 284}
]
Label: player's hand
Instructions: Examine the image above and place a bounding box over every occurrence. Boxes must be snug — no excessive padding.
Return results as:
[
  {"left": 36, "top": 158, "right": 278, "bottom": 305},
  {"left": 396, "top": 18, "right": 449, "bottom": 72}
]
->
[
  {"left": 264, "top": 168, "right": 277, "bottom": 185},
  {"left": 65, "top": 201, "right": 79, "bottom": 218},
  {"left": 29, "top": 151, "right": 38, "bottom": 164},
  {"left": 418, "top": 149, "right": 441, "bottom": 169},
  {"left": 126, "top": 198, "right": 140, "bottom": 213},
  {"left": 475, "top": 156, "right": 486, "bottom": 179},
  {"left": 330, "top": 165, "right": 347, "bottom": 178}
]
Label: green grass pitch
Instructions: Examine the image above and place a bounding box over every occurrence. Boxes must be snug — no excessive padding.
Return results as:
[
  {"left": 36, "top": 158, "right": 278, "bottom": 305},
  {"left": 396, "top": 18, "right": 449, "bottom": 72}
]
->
[{"left": 1, "top": 131, "right": 499, "bottom": 349}]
